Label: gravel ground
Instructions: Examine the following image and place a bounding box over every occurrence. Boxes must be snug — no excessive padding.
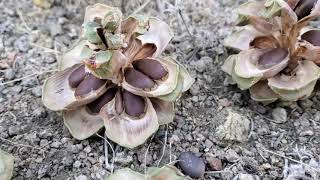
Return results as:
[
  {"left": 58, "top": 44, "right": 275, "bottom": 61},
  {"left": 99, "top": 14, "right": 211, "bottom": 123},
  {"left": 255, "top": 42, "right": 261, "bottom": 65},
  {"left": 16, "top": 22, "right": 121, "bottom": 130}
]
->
[{"left": 1, "top": 0, "right": 320, "bottom": 179}]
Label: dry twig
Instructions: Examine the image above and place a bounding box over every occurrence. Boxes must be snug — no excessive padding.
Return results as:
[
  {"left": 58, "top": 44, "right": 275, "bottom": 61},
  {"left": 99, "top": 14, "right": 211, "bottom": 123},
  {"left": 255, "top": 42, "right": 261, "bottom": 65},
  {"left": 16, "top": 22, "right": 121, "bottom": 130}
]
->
[
  {"left": 0, "top": 137, "right": 46, "bottom": 157},
  {"left": 259, "top": 146, "right": 320, "bottom": 173},
  {"left": 132, "top": 0, "right": 152, "bottom": 15},
  {"left": 0, "top": 69, "right": 57, "bottom": 86},
  {"left": 96, "top": 133, "right": 115, "bottom": 174},
  {"left": 157, "top": 124, "right": 168, "bottom": 167},
  {"left": 144, "top": 134, "right": 155, "bottom": 177}
]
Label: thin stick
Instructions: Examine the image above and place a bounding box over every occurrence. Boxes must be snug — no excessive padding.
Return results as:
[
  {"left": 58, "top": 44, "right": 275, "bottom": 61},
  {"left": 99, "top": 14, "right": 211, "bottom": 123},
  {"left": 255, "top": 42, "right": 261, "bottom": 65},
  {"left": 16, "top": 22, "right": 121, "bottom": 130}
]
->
[
  {"left": 54, "top": 41, "right": 60, "bottom": 64},
  {"left": 259, "top": 146, "right": 320, "bottom": 173},
  {"left": 16, "top": 8, "right": 32, "bottom": 33},
  {"left": 132, "top": 0, "right": 152, "bottom": 15},
  {"left": 0, "top": 69, "right": 57, "bottom": 86},
  {"left": 250, "top": 110, "right": 279, "bottom": 124},
  {"left": 165, "top": 160, "right": 180, "bottom": 166},
  {"left": 257, "top": 148, "right": 268, "bottom": 162},
  {"left": 205, "top": 170, "right": 231, "bottom": 174},
  {"left": 248, "top": 118, "right": 254, "bottom": 139},
  {"left": 169, "top": 141, "right": 172, "bottom": 163},
  {"left": 178, "top": 9, "right": 194, "bottom": 40},
  {"left": 0, "top": 137, "right": 45, "bottom": 153},
  {"left": 144, "top": 134, "right": 154, "bottom": 177},
  {"left": 30, "top": 42, "right": 61, "bottom": 54},
  {"left": 96, "top": 133, "right": 115, "bottom": 174},
  {"left": 185, "top": 47, "right": 200, "bottom": 62},
  {"left": 104, "top": 134, "right": 109, "bottom": 169},
  {"left": 157, "top": 125, "right": 168, "bottom": 167}
]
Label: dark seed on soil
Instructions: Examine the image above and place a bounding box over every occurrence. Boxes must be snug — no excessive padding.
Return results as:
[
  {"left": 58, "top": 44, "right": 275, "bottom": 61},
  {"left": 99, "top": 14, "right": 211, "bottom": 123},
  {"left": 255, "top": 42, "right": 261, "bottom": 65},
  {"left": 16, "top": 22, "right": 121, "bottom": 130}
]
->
[
  {"left": 133, "top": 59, "right": 168, "bottom": 80},
  {"left": 87, "top": 88, "right": 117, "bottom": 113},
  {"left": 258, "top": 48, "right": 288, "bottom": 69},
  {"left": 68, "top": 65, "right": 86, "bottom": 88},
  {"left": 294, "top": 0, "right": 317, "bottom": 20},
  {"left": 301, "top": 30, "right": 320, "bottom": 46},
  {"left": 74, "top": 74, "right": 106, "bottom": 96},
  {"left": 115, "top": 90, "right": 123, "bottom": 114},
  {"left": 207, "top": 157, "right": 223, "bottom": 171},
  {"left": 124, "top": 68, "right": 155, "bottom": 89},
  {"left": 178, "top": 152, "right": 205, "bottom": 178},
  {"left": 122, "top": 89, "right": 145, "bottom": 117}
]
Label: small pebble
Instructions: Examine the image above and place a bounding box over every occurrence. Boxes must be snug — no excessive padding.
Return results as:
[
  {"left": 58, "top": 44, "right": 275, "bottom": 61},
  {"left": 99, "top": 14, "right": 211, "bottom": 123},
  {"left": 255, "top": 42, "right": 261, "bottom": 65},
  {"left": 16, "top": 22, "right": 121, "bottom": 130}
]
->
[
  {"left": 207, "top": 156, "right": 223, "bottom": 171},
  {"left": 73, "top": 161, "right": 81, "bottom": 168},
  {"left": 83, "top": 146, "right": 92, "bottom": 153},
  {"left": 177, "top": 152, "right": 205, "bottom": 178},
  {"left": 32, "top": 86, "right": 42, "bottom": 97},
  {"left": 51, "top": 141, "right": 61, "bottom": 148},
  {"left": 5, "top": 69, "right": 15, "bottom": 80},
  {"left": 75, "top": 175, "right": 87, "bottom": 180},
  {"left": 238, "top": 173, "right": 260, "bottom": 180},
  {"left": 225, "top": 149, "right": 239, "bottom": 162},
  {"left": 272, "top": 107, "right": 287, "bottom": 124}
]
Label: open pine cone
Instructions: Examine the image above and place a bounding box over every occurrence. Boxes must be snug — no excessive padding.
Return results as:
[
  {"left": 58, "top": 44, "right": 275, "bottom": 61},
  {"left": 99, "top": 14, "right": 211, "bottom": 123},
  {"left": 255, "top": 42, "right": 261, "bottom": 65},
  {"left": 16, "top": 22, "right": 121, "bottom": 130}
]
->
[
  {"left": 42, "top": 4, "right": 194, "bottom": 148},
  {"left": 223, "top": 0, "right": 320, "bottom": 103}
]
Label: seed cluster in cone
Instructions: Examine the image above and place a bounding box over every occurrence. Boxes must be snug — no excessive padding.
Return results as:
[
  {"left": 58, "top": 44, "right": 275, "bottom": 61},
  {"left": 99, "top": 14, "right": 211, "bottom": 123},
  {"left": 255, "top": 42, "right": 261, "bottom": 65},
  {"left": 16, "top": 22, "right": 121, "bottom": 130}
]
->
[
  {"left": 223, "top": 0, "right": 320, "bottom": 103},
  {"left": 42, "top": 4, "right": 194, "bottom": 148}
]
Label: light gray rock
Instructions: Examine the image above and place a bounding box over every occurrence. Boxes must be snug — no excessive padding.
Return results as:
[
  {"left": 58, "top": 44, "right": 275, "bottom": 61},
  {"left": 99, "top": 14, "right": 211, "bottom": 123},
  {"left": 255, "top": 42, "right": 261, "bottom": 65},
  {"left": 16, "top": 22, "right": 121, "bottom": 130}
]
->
[
  {"left": 215, "top": 109, "right": 250, "bottom": 143},
  {"left": 192, "top": 56, "right": 211, "bottom": 72},
  {"left": 204, "top": 139, "right": 213, "bottom": 149},
  {"left": 31, "top": 86, "right": 42, "bottom": 97},
  {"left": 8, "top": 126, "right": 21, "bottom": 136},
  {"left": 75, "top": 175, "right": 87, "bottom": 180},
  {"left": 113, "top": 152, "right": 133, "bottom": 164},
  {"left": 73, "top": 161, "right": 81, "bottom": 168},
  {"left": 237, "top": 173, "right": 260, "bottom": 180},
  {"left": 272, "top": 107, "right": 287, "bottom": 124},
  {"left": 51, "top": 141, "right": 62, "bottom": 148},
  {"left": 225, "top": 149, "right": 239, "bottom": 162},
  {"left": 14, "top": 36, "right": 29, "bottom": 52},
  {"left": 83, "top": 146, "right": 92, "bottom": 153},
  {"left": 4, "top": 69, "right": 15, "bottom": 80}
]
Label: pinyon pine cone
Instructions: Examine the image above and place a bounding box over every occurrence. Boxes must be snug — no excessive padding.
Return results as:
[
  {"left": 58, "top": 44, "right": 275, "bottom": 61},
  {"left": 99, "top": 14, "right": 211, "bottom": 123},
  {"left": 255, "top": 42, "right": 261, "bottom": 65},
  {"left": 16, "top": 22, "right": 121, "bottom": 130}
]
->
[
  {"left": 42, "top": 4, "right": 194, "bottom": 148},
  {"left": 223, "top": 0, "right": 320, "bottom": 103}
]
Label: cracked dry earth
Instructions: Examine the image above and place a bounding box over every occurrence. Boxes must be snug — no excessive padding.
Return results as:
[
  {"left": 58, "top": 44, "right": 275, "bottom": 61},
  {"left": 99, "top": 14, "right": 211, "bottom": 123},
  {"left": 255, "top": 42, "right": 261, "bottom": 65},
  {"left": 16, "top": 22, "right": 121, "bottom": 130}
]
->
[{"left": 1, "top": 0, "right": 320, "bottom": 179}]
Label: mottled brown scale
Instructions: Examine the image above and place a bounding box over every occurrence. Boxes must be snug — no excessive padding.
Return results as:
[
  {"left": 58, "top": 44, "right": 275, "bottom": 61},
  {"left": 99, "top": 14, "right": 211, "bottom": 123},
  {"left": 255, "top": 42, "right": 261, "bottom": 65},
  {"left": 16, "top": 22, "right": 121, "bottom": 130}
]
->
[
  {"left": 301, "top": 30, "right": 320, "bottom": 46},
  {"left": 294, "top": 0, "right": 317, "bottom": 20},
  {"left": 115, "top": 90, "right": 124, "bottom": 114},
  {"left": 124, "top": 68, "right": 155, "bottom": 89},
  {"left": 133, "top": 59, "right": 168, "bottom": 80},
  {"left": 87, "top": 88, "right": 117, "bottom": 113},
  {"left": 258, "top": 48, "right": 288, "bottom": 69},
  {"left": 97, "top": 28, "right": 108, "bottom": 47},
  {"left": 134, "top": 44, "right": 156, "bottom": 60},
  {"left": 68, "top": 65, "right": 86, "bottom": 88},
  {"left": 74, "top": 74, "right": 106, "bottom": 96},
  {"left": 122, "top": 90, "right": 145, "bottom": 117}
]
